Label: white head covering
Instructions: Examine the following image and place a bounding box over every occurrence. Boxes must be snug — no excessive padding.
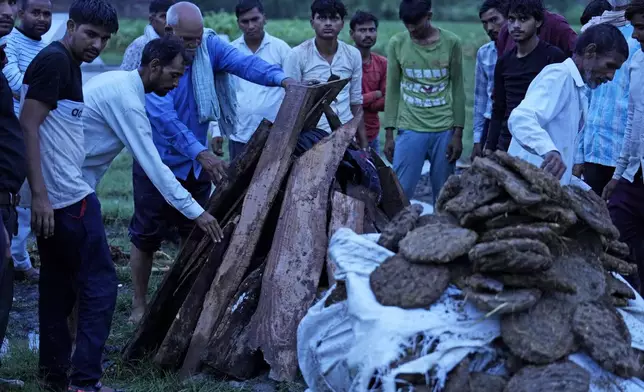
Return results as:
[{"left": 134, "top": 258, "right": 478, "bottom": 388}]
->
[{"left": 608, "top": 0, "right": 630, "bottom": 8}]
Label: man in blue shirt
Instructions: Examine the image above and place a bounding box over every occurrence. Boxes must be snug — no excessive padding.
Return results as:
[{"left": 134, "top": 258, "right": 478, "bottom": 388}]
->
[{"left": 128, "top": 1, "right": 293, "bottom": 323}]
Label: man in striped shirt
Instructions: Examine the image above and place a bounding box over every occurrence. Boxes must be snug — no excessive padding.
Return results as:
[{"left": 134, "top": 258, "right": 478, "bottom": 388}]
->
[
  {"left": 471, "top": 0, "right": 506, "bottom": 159},
  {"left": 3, "top": 0, "right": 51, "bottom": 283}
]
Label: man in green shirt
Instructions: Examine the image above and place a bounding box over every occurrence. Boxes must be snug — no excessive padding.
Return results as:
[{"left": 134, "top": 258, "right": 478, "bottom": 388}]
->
[{"left": 384, "top": 0, "right": 465, "bottom": 203}]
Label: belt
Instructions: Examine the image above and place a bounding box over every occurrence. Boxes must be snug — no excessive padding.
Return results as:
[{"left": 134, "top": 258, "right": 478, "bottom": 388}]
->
[{"left": 0, "top": 192, "right": 20, "bottom": 207}]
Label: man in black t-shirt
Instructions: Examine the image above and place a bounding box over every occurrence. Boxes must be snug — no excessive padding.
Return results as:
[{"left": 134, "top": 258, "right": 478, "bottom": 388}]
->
[
  {"left": 0, "top": 0, "right": 24, "bottom": 382},
  {"left": 20, "top": 1, "right": 120, "bottom": 391},
  {"left": 484, "top": 0, "right": 566, "bottom": 152}
]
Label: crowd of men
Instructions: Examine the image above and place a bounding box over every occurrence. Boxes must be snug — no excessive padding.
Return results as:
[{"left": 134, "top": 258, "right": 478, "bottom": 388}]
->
[{"left": 0, "top": 0, "right": 644, "bottom": 389}]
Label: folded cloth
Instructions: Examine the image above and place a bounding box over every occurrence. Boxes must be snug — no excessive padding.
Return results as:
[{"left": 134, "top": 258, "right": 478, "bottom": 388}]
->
[{"left": 581, "top": 10, "right": 627, "bottom": 32}]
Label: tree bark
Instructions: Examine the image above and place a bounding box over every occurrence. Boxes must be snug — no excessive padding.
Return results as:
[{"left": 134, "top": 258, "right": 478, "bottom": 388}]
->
[
  {"left": 178, "top": 81, "right": 349, "bottom": 378},
  {"left": 122, "top": 120, "right": 272, "bottom": 361},
  {"left": 326, "top": 192, "right": 365, "bottom": 285},
  {"left": 247, "top": 115, "right": 362, "bottom": 381}
]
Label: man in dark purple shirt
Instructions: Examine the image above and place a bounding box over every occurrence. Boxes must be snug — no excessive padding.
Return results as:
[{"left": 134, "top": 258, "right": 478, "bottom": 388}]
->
[{"left": 496, "top": 8, "right": 578, "bottom": 56}]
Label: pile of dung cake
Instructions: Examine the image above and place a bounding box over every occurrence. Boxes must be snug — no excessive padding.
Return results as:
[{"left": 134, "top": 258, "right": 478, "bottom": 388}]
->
[{"left": 371, "top": 151, "right": 641, "bottom": 391}]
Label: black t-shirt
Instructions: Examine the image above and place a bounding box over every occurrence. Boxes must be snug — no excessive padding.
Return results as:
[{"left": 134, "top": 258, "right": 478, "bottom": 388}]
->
[
  {"left": 22, "top": 41, "right": 91, "bottom": 208},
  {"left": 0, "top": 73, "right": 26, "bottom": 194},
  {"left": 486, "top": 40, "right": 566, "bottom": 151}
]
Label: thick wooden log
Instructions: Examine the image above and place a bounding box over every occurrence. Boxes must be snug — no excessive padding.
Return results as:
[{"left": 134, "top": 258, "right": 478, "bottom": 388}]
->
[
  {"left": 122, "top": 120, "right": 272, "bottom": 361},
  {"left": 377, "top": 166, "right": 409, "bottom": 220},
  {"left": 153, "top": 219, "right": 238, "bottom": 369},
  {"left": 248, "top": 115, "right": 363, "bottom": 381},
  {"left": 326, "top": 192, "right": 364, "bottom": 285},
  {"left": 201, "top": 264, "right": 265, "bottom": 380},
  {"left": 179, "top": 80, "right": 349, "bottom": 378},
  {"left": 345, "top": 183, "right": 380, "bottom": 234}
]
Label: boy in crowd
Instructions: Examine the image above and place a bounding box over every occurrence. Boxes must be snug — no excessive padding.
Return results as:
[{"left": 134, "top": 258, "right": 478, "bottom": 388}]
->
[
  {"left": 603, "top": 0, "right": 644, "bottom": 290},
  {"left": 350, "top": 10, "right": 386, "bottom": 153},
  {"left": 508, "top": 24, "right": 627, "bottom": 186},
  {"left": 283, "top": 0, "right": 366, "bottom": 147},
  {"left": 496, "top": 0, "right": 577, "bottom": 55},
  {"left": 3, "top": 0, "right": 52, "bottom": 283},
  {"left": 471, "top": 0, "right": 506, "bottom": 159},
  {"left": 383, "top": 0, "right": 465, "bottom": 203},
  {"left": 0, "top": 0, "right": 23, "bottom": 384},
  {"left": 20, "top": 1, "right": 122, "bottom": 390},
  {"left": 121, "top": 0, "right": 175, "bottom": 71},
  {"left": 573, "top": 0, "right": 639, "bottom": 196},
  {"left": 484, "top": 0, "right": 566, "bottom": 152},
  {"left": 216, "top": 0, "right": 291, "bottom": 160}
]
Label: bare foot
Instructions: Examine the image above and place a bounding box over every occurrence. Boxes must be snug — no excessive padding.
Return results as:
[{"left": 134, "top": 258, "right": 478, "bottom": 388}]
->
[{"left": 128, "top": 305, "right": 146, "bottom": 324}]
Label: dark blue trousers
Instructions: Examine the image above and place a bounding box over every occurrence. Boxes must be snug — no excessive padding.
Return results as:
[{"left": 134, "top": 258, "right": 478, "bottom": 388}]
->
[{"left": 37, "top": 193, "right": 117, "bottom": 390}]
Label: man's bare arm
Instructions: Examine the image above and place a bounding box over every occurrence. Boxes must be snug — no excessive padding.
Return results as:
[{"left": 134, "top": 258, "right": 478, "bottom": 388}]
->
[
  {"left": 350, "top": 104, "right": 367, "bottom": 148},
  {"left": 20, "top": 99, "right": 54, "bottom": 238}
]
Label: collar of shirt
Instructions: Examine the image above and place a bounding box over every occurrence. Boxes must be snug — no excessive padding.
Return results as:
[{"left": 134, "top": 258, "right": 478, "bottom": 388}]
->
[
  {"left": 562, "top": 57, "right": 585, "bottom": 88},
  {"left": 233, "top": 32, "right": 273, "bottom": 53},
  {"left": 128, "top": 69, "right": 146, "bottom": 107}
]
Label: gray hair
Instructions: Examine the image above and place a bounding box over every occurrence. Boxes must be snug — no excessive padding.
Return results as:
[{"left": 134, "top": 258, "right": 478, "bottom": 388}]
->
[{"left": 166, "top": 2, "right": 203, "bottom": 26}]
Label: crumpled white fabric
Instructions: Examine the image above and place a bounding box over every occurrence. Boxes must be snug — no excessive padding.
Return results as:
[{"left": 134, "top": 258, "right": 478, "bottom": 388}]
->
[{"left": 298, "top": 229, "right": 644, "bottom": 392}]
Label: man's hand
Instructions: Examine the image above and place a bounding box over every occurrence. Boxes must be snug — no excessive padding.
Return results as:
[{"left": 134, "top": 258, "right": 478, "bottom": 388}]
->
[
  {"left": 194, "top": 211, "right": 224, "bottom": 243},
  {"left": 210, "top": 136, "right": 224, "bottom": 157},
  {"left": 541, "top": 151, "right": 566, "bottom": 179},
  {"left": 384, "top": 135, "right": 395, "bottom": 163},
  {"left": 446, "top": 131, "right": 463, "bottom": 163},
  {"left": 2, "top": 222, "right": 9, "bottom": 260},
  {"left": 572, "top": 163, "right": 584, "bottom": 178},
  {"left": 471, "top": 143, "right": 483, "bottom": 161},
  {"left": 281, "top": 77, "right": 295, "bottom": 88},
  {"left": 374, "top": 90, "right": 383, "bottom": 99},
  {"left": 602, "top": 179, "right": 619, "bottom": 201},
  {"left": 197, "top": 150, "right": 228, "bottom": 183},
  {"left": 31, "top": 194, "right": 54, "bottom": 239}
]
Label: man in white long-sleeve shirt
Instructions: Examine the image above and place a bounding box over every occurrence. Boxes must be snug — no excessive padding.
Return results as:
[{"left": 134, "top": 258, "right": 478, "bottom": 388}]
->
[
  {"left": 83, "top": 36, "right": 223, "bottom": 249},
  {"left": 507, "top": 23, "right": 628, "bottom": 184},
  {"left": 3, "top": 0, "right": 52, "bottom": 282},
  {"left": 602, "top": 0, "right": 644, "bottom": 291}
]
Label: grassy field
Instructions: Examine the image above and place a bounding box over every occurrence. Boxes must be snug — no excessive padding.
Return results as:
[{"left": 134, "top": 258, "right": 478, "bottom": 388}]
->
[{"left": 0, "top": 19, "right": 495, "bottom": 390}]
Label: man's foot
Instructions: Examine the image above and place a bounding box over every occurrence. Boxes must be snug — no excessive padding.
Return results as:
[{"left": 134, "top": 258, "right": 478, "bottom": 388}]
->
[
  {"left": 14, "top": 267, "right": 40, "bottom": 283},
  {"left": 128, "top": 304, "right": 146, "bottom": 324},
  {"left": 69, "top": 381, "right": 124, "bottom": 392}
]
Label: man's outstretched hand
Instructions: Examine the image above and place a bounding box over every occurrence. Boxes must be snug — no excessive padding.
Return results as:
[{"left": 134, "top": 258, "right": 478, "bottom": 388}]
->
[
  {"left": 602, "top": 179, "right": 618, "bottom": 201},
  {"left": 281, "top": 78, "right": 295, "bottom": 88},
  {"left": 197, "top": 150, "right": 228, "bottom": 184},
  {"left": 541, "top": 150, "right": 566, "bottom": 179},
  {"left": 194, "top": 211, "right": 224, "bottom": 243},
  {"left": 210, "top": 136, "right": 224, "bottom": 157}
]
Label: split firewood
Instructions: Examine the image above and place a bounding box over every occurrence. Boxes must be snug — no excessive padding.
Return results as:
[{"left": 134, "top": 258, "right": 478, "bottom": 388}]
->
[{"left": 326, "top": 192, "right": 365, "bottom": 285}]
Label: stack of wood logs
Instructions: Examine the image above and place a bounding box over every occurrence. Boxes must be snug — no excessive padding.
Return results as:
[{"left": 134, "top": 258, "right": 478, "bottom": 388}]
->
[{"left": 121, "top": 80, "right": 409, "bottom": 381}]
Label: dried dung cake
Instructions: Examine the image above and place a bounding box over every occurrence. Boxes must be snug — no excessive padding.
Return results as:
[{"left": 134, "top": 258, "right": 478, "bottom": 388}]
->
[
  {"left": 478, "top": 223, "right": 562, "bottom": 244},
  {"left": 377, "top": 204, "right": 424, "bottom": 252},
  {"left": 469, "top": 239, "right": 552, "bottom": 274},
  {"left": 399, "top": 223, "right": 478, "bottom": 264},
  {"left": 436, "top": 174, "right": 462, "bottom": 212},
  {"left": 324, "top": 281, "right": 347, "bottom": 307},
  {"left": 547, "top": 255, "right": 606, "bottom": 305},
  {"left": 565, "top": 185, "right": 620, "bottom": 240},
  {"left": 491, "top": 151, "right": 569, "bottom": 203},
  {"left": 468, "top": 372, "right": 506, "bottom": 392},
  {"left": 572, "top": 301, "right": 639, "bottom": 378},
  {"left": 483, "top": 214, "right": 540, "bottom": 230},
  {"left": 504, "top": 361, "right": 590, "bottom": 392},
  {"left": 494, "top": 271, "right": 576, "bottom": 295},
  {"left": 606, "top": 239, "right": 630, "bottom": 259},
  {"left": 471, "top": 157, "right": 544, "bottom": 206},
  {"left": 464, "top": 274, "right": 504, "bottom": 293},
  {"left": 370, "top": 254, "right": 449, "bottom": 309},
  {"left": 524, "top": 204, "right": 578, "bottom": 228},
  {"left": 460, "top": 198, "right": 521, "bottom": 228},
  {"left": 606, "top": 274, "right": 635, "bottom": 301},
  {"left": 444, "top": 358, "right": 471, "bottom": 392},
  {"left": 501, "top": 297, "right": 576, "bottom": 364},
  {"left": 442, "top": 169, "right": 503, "bottom": 217},
  {"left": 601, "top": 252, "right": 638, "bottom": 276},
  {"left": 464, "top": 288, "right": 541, "bottom": 314}
]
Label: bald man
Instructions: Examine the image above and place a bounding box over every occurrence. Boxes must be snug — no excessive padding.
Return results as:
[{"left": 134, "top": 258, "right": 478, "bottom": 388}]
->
[{"left": 127, "top": 1, "right": 293, "bottom": 323}]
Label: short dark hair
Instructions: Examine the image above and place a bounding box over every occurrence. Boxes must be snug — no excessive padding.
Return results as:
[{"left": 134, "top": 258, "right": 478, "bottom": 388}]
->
[
  {"left": 149, "top": 0, "right": 175, "bottom": 14},
  {"left": 507, "top": 0, "right": 544, "bottom": 22},
  {"left": 235, "top": 0, "right": 264, "bottom": 17},
  {"left": 479, "top": 0, "right": 508, "bottom": 18},
  {"left": 399, "top": 0, "right": 432, "bottom": 25},
  {"left": 574, "top": 23, "right": 629, "bottom": 59},
  {"left": 350, "top": 10, "right": 378, "bottom": 30},
  {"left": 141, "top": 34, "right": 185, "bottom": 67},
  {"left": 69, "top": 0, "right": 119, "bottom": 34},
  {"left": 310, "top": 0, "right": 347, "bottom": 20},
  {"left": 580, "top": 0, "right": 612, "bottom": 24},
  {"left": 626, "top": 0, "right": 644, "bottom": 20}
]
